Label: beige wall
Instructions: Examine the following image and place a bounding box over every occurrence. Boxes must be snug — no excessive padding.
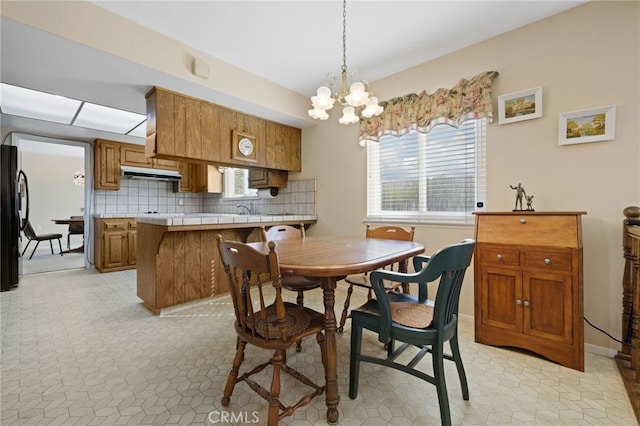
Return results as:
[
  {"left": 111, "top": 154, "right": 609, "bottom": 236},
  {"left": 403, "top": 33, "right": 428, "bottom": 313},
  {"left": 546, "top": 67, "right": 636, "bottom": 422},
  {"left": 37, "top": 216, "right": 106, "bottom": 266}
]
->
[{"left": 299, "top": 1, "right": 640, "bottom": 352}]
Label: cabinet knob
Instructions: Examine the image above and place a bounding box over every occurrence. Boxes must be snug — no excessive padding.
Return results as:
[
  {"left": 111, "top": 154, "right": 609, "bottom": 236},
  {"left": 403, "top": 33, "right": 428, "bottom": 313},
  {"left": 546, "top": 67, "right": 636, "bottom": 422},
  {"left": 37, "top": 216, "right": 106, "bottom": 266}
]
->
[
  {"left": 520, "top": 218, "right": 527, "bottom": 224},
  {"left": 544, "top": 258, "right": 551, "bottom": 265},
  {"left": 516, "top": 299, "right": 522, "bottom": 305},
  {"left": 496, "top": 254, "right": 503, "bottom": 261},
  {"left": 523, "top": 300, "right": 530, "bottom": 307}
]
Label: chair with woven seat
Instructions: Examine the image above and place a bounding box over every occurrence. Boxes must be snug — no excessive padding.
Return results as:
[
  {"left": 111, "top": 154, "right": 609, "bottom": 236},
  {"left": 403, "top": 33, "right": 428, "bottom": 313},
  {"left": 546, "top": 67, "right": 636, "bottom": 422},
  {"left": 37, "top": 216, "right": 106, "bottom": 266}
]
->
[
  {"left": 338, "top": 225, "right": 415, "bottom": 332},
  {"left": 21, "top": 219, "right": 63, "bottom": 260},
  {"left": 217, "top": 235, "right": 327, "bottom": 426},
  {"left": 67, "top": 215, "right": 84, "bottom": 250},
  {"left": 349, "top": 239, "right": 475, "bottom": 426},
  {"left": 261, "top": 224, "right": 322, "bottom": 352}
]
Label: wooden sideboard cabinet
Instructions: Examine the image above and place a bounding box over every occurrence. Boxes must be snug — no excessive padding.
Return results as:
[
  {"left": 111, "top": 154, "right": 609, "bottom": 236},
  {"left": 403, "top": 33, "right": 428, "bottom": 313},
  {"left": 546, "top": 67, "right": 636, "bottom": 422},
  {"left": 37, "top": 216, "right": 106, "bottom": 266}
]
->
[
  {"left": 94, "top": 217, "right": 137, "bottom": 272},
  {"left": 473, "top": 211, "right": 586, "bottom": 371}
]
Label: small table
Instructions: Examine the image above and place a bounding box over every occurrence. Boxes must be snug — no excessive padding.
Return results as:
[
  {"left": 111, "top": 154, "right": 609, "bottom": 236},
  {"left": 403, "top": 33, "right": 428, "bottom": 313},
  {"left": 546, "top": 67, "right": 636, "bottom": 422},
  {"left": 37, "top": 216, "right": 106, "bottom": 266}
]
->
[
  {"left": 52, "top": 218, "right": 85, "bottom": 253},
  {"left": 248, "top": 236, "right": 425, "bottom": 424}
]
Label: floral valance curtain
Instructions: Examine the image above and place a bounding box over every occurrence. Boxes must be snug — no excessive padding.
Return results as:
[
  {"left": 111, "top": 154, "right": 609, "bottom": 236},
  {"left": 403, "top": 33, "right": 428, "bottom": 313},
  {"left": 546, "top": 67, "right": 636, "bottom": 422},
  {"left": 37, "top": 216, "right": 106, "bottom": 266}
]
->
[{"left": 359, "top": 70, "right": 499, "bottom": 143}]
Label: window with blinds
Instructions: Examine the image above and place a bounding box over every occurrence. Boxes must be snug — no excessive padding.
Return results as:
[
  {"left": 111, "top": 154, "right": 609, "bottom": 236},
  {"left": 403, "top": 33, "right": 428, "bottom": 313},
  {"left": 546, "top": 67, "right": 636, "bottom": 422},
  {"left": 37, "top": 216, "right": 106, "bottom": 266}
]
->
[
  {"left": 366, "top": 118, "right": 486, "bottom": 224},
  {"left": 223, "top": 168, "right": 258, "bottom": 199}
]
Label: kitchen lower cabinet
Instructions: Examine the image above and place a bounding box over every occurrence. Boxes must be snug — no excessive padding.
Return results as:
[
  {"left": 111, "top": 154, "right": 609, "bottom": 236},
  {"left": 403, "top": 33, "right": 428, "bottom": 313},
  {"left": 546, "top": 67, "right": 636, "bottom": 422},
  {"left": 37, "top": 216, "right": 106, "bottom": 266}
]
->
[
  {"left": 473, "top": 211, "right": 585, "bottom": 371},
  {"left": 94, "top": 217, "right": 137, "bottom": 272}
]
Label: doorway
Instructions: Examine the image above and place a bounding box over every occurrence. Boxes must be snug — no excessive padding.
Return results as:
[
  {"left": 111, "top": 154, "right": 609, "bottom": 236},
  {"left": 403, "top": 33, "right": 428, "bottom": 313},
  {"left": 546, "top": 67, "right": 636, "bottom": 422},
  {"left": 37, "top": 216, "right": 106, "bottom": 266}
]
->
[{"left": 15, "top": 135, "right": 91, "bottom": 275}]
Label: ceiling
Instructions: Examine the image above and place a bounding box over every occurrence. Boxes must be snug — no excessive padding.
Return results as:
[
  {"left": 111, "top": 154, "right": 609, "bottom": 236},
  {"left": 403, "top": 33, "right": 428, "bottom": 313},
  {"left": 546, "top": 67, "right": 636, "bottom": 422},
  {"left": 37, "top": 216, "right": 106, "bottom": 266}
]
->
[{"left": 1, "top": 0, "right": 586, "bottom": 143}]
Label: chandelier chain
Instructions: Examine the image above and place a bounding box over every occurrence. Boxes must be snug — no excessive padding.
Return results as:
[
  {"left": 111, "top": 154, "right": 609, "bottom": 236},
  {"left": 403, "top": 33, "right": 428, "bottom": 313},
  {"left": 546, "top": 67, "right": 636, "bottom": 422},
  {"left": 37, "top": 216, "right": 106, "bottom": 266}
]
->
[{"left": 341, "top": 0, "right": 347, "bottom": 74}]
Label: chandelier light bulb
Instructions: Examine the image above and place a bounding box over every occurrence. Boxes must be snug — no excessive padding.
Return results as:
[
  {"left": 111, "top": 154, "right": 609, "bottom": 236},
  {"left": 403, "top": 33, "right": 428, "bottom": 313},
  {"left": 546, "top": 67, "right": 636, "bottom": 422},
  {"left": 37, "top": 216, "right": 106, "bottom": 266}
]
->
[
  {"left": 345, "top": 82, "right": 369, "bottom": 107},
  {"left": 311, "top": 86, "right": 335, "bottom": 110},
  {"left": 338, "top": 106, "right": 359, "bottom": 125},
  {"left": 361, "top": 96, "right": 384, "bottom": 118},
  {"left": 308, "top": 107, "right": 329, "bottom": 120}
]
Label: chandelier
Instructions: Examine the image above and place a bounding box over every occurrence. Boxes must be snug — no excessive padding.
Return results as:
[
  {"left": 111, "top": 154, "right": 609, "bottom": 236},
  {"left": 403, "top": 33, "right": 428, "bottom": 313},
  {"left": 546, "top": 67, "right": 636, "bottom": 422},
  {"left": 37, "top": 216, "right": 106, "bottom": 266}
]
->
[
  {"left": 307, "top": 0, "right": 384, "bottom": 125},
  {"left": 73, "top": 168, "right": 85, "bottom": 187}
]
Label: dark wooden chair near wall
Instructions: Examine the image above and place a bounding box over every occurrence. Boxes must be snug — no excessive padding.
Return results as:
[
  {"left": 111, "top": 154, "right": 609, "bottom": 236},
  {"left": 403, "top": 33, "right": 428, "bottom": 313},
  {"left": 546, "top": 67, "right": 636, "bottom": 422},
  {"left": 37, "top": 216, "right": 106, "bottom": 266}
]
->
[
  {"left": 216, "top": 236, "right": 327, "bottom": 426},
  {"left": 338, "top": 225, "right": 416, "bottom": 332},
  {"left": 67, "top": 215, "right": 84, "bottom": 250},
  {"left": 261, "top": 224, "right": 321, "bottom": 352},
  {"left": 349, "top": 239, "right": 475, "bottom": 426},
  {"left": 22, "top": 219, "right": 63, "bottom": 260}
]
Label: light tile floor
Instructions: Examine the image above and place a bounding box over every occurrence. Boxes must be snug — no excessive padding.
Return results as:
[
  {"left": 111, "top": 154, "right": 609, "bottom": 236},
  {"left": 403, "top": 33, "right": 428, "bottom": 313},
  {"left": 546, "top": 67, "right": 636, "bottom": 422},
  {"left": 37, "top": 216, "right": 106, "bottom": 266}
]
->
[{"left": 1, "top": 268, "right": 636, "bottom": 425}]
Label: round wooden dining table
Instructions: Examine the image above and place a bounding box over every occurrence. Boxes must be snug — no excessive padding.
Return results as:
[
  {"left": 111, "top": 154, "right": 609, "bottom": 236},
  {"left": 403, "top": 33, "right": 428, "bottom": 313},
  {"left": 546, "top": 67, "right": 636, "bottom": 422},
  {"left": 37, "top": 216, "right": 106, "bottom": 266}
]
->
[{"left": 247, "top": 235, "right": 425, "bottom": 424}]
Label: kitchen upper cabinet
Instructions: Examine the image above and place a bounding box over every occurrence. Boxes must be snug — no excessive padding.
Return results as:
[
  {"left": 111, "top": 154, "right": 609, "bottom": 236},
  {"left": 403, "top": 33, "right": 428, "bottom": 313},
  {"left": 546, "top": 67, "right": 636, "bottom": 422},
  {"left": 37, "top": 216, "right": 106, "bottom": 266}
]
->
[
  {"left": 95, "top": 139, "right": 196, "bottom": 192},
  {"left": 146, "top": 87, "right": 220, "bottom": 164},
  {"left": 265, "top": 121, "right": 301, "bottom": 172},
  {"left": 94, "top": 139, "right": 121, "bottom": 190},
  {"left": 146, "top": 86, "right": 301, "bottom": 173},
  {"left": 248, "top": 169, "right": 288, "bottom": 189},
  {"left": 120, "top": 144, "right": 152, "bottom": 168},
  {"left": 194, "top": 164, "right": 222, "bottom": 193}
]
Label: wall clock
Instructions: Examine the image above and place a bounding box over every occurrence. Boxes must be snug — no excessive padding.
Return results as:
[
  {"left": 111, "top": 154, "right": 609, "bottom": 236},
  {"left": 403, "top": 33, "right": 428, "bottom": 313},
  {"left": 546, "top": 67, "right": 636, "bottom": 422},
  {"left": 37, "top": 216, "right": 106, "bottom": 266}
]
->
[{"left": 231, "top": 130, "right": 258, "bottom": 162}]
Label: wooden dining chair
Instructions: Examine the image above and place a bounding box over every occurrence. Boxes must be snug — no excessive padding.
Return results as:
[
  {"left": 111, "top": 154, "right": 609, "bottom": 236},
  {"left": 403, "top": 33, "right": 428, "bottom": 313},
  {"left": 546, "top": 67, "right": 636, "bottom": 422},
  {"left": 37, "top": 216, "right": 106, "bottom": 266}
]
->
[
  {"left": 349, "top": 239, "right": 475, "bottom": 426},
  {"left": 261, "top": 224, "right": 321, "bottom": 352},
  {"left": 216, "top": 235, "right": 327, "bottom": 426},
  {"left": 338, "top": 225, "right": 416, "bottom": 332}
]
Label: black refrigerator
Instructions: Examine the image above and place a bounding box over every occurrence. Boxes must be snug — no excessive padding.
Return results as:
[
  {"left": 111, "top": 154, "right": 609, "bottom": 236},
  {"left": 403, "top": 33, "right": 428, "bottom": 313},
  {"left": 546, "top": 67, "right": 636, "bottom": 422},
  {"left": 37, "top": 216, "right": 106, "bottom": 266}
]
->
[{"left": 1, "top": 145, "right": 28, "bottom": 291}]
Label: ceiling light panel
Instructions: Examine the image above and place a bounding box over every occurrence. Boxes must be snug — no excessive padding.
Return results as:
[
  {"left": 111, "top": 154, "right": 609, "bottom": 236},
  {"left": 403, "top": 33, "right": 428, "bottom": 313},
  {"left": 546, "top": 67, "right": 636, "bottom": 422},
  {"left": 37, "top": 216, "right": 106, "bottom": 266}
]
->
[
  {"left": 128, "top": 120, "right": 147, "bottom": 138},
  {"left": 74, "top": 102, "right": 146, "bottom": 134},
  {"left": 0, "top": 83, "right": 82, "bottom": 124}
]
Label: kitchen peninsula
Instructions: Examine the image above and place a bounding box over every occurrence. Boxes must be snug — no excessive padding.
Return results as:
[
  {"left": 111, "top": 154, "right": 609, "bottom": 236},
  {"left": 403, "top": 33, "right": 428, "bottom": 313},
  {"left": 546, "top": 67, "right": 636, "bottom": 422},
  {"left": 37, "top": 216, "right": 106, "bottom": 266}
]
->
[{"left": 135, "top": 213, "right": 317, "bottom": 313}]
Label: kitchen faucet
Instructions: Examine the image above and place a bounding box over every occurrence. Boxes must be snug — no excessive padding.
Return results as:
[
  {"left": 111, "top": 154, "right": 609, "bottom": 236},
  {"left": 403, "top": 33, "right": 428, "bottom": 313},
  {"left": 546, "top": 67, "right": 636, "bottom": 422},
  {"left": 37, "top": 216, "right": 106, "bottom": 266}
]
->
[{"left": 236, "top": 202, "right": 253, "bottom": 215}]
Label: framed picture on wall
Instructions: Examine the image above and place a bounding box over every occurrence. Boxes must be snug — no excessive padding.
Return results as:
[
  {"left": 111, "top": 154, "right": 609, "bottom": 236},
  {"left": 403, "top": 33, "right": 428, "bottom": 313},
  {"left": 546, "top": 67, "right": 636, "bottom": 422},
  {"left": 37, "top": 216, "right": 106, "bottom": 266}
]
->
[
  {"left": 498, "top": 86, "right": 543, "bottom": 124},
  {"left": 558, "top": 105, "right": 616, "bottom": 146}
]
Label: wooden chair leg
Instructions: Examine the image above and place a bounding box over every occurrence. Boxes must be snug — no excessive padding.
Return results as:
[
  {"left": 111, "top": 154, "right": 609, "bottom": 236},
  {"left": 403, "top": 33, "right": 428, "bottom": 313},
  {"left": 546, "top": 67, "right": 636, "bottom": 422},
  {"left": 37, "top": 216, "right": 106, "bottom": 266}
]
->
[
  {"left": 295, "top": 291, "right": 304, "bottom": 352},
  {"left": 268, "top": 350, "right": 284, "bottom": 426},
  {"left": 222, "top": 339, "right": 247, "bottom": 406},
  {"left": 338, "top": 283, "right": 354, "bottom": 332},
  {"left": 57, "top": 238, "right": 63, "bottom": 256},
  {"left": 49, "top": 240, "right": 55, "bottom": 254}
]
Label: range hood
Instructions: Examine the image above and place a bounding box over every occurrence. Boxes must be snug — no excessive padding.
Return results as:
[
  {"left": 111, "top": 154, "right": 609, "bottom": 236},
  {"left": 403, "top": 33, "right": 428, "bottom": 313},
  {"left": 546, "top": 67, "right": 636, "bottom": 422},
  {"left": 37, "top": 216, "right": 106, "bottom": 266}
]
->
[{"left": 121, "top": 165, "right": 182, "bottom": 181}]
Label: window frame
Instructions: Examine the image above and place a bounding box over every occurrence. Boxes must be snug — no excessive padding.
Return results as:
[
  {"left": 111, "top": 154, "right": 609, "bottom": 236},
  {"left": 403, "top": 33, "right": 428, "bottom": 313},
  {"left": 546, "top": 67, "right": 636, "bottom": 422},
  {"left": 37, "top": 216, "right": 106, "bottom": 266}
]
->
[{"left": 366, "top": 119, "right": 486, "bottom": 226}]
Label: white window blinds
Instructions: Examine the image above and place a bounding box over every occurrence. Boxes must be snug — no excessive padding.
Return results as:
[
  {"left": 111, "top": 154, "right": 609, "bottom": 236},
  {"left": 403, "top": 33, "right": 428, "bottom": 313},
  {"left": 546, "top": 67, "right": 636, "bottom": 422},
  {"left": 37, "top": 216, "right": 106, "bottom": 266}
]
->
[
  {"left": 367, "top": 119, "right": 486, "bottom": 224},
  {"left": 223, "top": 168, "right": 258, "bottom": 199}
]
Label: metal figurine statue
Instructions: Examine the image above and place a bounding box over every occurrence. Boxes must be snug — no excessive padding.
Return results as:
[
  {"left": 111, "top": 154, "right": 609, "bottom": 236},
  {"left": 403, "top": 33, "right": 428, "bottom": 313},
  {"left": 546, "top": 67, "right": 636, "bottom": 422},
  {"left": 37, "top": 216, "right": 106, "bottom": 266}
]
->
[{"left": 509, "top": 183, "right": 535, "bottom": 211}]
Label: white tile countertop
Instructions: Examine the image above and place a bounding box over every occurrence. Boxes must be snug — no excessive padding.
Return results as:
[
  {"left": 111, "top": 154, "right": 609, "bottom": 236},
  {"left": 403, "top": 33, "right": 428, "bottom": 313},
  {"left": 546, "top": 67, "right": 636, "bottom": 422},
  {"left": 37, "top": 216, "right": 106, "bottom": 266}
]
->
[{"left": 93, "top": 213, "right": 317, "bottom": 226}]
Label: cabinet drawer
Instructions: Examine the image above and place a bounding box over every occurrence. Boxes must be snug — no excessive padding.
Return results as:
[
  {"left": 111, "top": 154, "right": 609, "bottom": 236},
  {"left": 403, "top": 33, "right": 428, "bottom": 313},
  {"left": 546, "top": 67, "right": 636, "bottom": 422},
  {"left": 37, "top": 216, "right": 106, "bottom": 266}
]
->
[
  {"left": 523, "top": 250, "right": 573, "bottom": 272},
  {"left": 128, "top": 220, "right": 137, "bottom": 230},
  {"left": 103, "top": 220, "right": 126, "bottom": 231},
  {"left": 476, "top": 214, "right": 580, "bottom": 247},
  {"left": 479, "top": 247, "right": 520, "bottom": 267}
]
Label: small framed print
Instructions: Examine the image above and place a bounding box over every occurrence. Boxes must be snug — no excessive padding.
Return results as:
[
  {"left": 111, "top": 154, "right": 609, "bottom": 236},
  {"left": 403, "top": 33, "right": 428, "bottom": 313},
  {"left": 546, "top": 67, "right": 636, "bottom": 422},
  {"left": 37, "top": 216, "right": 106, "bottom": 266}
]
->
[
  {"left": 558, "top": 105, "right": 616, "bottom": 146},
  {"left": 498, "top": 86, "right": 543, "bottom": 125},
  {"left": 231, "top": 129, "right": 258, "bottom": 162}
]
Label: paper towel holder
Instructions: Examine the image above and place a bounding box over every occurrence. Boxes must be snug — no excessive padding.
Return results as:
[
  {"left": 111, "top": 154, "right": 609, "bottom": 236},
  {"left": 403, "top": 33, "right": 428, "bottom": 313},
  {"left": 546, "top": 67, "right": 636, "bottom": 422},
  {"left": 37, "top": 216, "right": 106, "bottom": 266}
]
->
[{"left": 258, "top": 187, "right": 279, "bottom": 198}]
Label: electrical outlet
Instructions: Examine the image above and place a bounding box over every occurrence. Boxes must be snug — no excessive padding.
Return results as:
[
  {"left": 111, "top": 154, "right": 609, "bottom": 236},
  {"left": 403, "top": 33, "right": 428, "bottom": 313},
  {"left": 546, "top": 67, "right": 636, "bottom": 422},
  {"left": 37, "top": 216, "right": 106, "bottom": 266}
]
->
[{"left": 178, "top": 198, "right": 184, "bottom": 206}]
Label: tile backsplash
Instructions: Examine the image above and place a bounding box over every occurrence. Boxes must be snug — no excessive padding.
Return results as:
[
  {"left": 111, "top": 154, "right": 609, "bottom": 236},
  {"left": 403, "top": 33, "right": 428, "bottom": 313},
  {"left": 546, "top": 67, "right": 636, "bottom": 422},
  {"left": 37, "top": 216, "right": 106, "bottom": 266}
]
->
[{"left": 93, "top": 178, "right": 317, "bottom": 216}]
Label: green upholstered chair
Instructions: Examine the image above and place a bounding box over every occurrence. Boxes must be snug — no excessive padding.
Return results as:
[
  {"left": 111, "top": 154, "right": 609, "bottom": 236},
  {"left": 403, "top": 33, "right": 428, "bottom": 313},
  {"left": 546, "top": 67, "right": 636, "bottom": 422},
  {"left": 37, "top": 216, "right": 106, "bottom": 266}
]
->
[{"left": 349, "top": 239, "right": 475, "bottom": 426}]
